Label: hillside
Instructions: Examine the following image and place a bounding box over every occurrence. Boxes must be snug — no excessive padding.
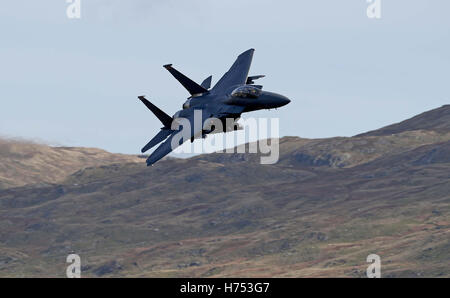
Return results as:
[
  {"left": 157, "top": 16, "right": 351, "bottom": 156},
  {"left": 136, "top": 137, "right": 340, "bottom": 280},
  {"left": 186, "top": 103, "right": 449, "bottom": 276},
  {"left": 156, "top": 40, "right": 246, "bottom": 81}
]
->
[
  {"left": 356, "top": 105, "right": 450, "bottom": 137},
  {"left": 0, "top": 105, "right": 449, "bottom": 277},
  {"left": 196, "top": 130, "right": 450, "bottom": 168},
  {"left": 0, "top": 138, "right": 142, "bottom": 189}
]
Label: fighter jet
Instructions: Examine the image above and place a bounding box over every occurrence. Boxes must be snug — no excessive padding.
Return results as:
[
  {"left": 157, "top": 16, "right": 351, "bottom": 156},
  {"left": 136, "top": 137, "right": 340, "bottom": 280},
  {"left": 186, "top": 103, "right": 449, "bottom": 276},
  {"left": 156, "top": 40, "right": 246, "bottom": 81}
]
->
[{"left": 137, "top": 49, "right": 291, "bottom": 166}]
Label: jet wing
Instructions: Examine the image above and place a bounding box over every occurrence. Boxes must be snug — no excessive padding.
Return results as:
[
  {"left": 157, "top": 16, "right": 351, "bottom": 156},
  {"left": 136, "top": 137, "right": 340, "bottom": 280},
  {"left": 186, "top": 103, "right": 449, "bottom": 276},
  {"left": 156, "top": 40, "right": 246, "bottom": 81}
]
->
[
  {"left": 146, "top": 109, "right": 211, "bottom": 166},
  {"left": 211, "top": 49, "right": 254, "bottom": 94}
]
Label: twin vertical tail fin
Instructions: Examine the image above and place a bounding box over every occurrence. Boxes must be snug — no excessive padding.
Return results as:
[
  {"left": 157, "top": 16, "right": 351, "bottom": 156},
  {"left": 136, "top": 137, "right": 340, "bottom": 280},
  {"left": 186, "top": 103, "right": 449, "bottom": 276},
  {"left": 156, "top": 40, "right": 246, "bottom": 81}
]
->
[
  {"left": 138, "top": 96, "right": 174, "bottom": 153},
  {"left": 163, "top": 64, "right": 208, "bottom": 96},
  {"left": 138, "top": 96, "right": 173, "bottom": 128},
  {"left": 200, "top": 75, "right": 212, "bottom": 89}
]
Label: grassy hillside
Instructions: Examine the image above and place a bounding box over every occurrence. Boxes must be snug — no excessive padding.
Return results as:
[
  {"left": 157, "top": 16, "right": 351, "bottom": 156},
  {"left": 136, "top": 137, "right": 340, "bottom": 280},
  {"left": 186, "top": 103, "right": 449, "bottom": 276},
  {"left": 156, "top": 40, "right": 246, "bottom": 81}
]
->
[
  {"left": 0, "top": 105, "right": 449, "bottom": 277},
  {"left": 0, "top": 138, "right": 142, "bottom": 189},
  {"left": 356, "top": 104, "right": 450, "bottom": 137}
]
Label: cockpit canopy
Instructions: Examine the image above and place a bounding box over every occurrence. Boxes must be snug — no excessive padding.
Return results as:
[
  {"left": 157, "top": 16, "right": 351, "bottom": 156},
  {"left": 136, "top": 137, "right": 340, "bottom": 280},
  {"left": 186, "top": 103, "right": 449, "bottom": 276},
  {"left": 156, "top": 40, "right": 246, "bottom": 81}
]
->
[{"left": 231, "top": 86, "right": 262, "bottom": 99}]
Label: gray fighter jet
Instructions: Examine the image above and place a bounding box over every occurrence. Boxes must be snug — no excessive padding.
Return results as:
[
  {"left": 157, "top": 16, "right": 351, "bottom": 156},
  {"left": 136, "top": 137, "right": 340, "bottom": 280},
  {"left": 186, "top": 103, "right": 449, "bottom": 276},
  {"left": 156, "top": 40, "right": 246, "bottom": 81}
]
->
[{"left": 138, "top": 49, "right": 291, "bottom": 166}]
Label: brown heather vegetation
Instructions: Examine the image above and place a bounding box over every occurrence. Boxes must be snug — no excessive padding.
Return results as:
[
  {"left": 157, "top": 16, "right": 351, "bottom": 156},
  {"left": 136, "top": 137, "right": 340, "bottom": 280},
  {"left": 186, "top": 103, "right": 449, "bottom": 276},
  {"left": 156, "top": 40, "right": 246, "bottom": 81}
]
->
[{"left": 0, "top": 105, "right": 449, "bottom": 277}]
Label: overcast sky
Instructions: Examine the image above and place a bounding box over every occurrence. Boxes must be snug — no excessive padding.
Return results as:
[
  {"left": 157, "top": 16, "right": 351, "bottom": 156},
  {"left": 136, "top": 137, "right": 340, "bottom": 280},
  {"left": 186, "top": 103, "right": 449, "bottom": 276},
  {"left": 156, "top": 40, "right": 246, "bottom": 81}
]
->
[{"left": 0, "top": 1, "right": 449, "bottom": 154}]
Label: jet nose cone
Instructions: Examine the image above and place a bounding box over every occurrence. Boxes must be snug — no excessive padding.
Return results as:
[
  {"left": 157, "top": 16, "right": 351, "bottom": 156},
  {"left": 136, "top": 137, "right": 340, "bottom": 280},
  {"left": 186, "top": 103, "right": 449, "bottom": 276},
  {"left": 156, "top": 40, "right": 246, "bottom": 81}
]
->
[
  {"left": 261, "top": 91, "right": 291, "bottom": 109},
  {"left": 278, "top": 95, "right": 291, "bottom": 107}
]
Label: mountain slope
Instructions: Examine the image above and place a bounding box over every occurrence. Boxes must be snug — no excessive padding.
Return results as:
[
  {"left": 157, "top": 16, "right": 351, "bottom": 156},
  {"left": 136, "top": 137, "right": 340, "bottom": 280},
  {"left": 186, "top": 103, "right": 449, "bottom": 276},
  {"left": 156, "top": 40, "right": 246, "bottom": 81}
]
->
[
  {"left": 0, "top": 139, "right": 448, "bottom": 278},
  {"left": 0, "top": 105, "right": 449, "bottom": 277},
  {"left": 0, "top": 139, "right": 142, "bottom": 189},
  {"left": 356, "top": 105, "right": 450, "bottom": 137},
  {"left": 196, "top": 130, "right": 450, "bottom": 168}
]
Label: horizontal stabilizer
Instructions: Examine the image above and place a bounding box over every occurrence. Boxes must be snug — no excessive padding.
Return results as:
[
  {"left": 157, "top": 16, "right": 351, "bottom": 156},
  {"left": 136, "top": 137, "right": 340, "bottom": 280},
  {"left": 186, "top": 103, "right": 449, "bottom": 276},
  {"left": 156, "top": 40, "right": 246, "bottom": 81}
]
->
[
  {"left": 141, "top": 129, "right": 173, "bottom": 153},
  {"left": 163, "top": 64, "right": 208, "bottom": 96},
  {"left": 138, "top": 96, "right": 173, "bottom": 128},
  {"left": 201, "top": 75, "right": 212, "bottom": 89}
]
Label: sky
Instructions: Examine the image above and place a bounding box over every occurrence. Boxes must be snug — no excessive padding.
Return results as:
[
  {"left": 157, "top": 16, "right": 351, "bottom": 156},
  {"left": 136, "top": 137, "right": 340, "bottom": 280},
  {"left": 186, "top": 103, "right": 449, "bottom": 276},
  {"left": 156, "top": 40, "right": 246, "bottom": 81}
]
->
[{"left": 0, "top": 0, "right": 449, "bottom": 154}]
